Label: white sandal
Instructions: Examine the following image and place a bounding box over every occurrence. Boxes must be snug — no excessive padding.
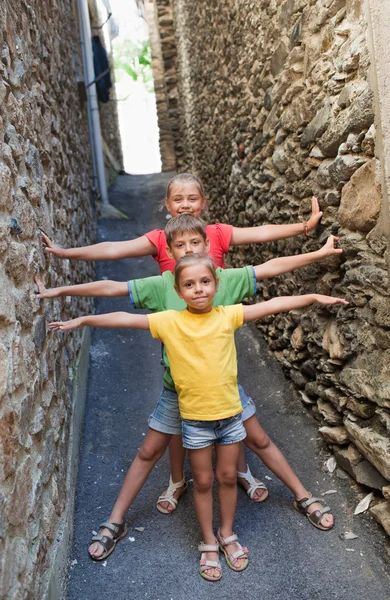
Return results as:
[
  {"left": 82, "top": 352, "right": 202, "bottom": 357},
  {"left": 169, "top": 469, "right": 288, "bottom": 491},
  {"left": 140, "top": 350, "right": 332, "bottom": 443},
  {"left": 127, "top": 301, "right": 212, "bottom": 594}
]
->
[
  {"left": 198, "top": 541, "right": 222, "bottom": 581},
  {"left": 156, "top": 475, "right": 187, "bottom": 514},
  {"left": 237, "top": 464, "right": 268, "bottom": 502}
]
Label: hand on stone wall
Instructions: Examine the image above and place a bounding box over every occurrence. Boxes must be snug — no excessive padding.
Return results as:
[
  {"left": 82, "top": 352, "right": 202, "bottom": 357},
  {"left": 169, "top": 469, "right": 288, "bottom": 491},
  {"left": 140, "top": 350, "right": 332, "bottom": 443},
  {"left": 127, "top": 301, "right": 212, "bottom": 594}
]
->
[
  {"left": 34, "top": 276, "right": 61, "bottom": 299},
  {"left": 40, "top": 230, "right": 66, "bottom": 259}
]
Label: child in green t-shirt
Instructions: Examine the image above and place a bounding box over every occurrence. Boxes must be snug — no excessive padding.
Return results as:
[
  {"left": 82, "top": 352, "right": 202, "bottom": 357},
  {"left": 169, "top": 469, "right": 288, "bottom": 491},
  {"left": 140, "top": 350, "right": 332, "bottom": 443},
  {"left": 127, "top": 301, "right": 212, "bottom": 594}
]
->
[
  {"left": 48, "top": 252, "right": 347, "bottom": 581},
  {"left": 37, "top": 215, "right": 343, "bottom": 564}
]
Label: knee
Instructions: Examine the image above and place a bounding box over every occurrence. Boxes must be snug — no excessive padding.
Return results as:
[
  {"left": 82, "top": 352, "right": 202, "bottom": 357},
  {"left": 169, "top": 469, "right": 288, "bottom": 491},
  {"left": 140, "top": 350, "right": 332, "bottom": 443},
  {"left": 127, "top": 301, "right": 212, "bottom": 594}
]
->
[
  {"left": 193, "top": 472, "right": 214, "bottom": 493},
  {"left": 138, "top": 440, "right": 164, "bottom": 463},
  {"left": 216, "top": 467, "right": 237, "bottom": 487},
  {"left": 245, "top": 431, "right": 271, "bottom": 453}
]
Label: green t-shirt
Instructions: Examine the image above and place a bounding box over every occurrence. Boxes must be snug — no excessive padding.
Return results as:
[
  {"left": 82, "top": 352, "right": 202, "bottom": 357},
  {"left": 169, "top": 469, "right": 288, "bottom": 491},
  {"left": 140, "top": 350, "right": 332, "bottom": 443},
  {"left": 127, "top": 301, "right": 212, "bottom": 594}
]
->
[{"left": 128, "top": 266, "right": 256, "bottom": 390}]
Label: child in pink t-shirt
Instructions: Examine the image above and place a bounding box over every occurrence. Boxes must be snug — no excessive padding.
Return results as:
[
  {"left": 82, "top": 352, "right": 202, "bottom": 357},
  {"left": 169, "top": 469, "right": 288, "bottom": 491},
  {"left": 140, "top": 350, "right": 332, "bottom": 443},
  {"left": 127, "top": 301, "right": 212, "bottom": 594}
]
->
[{"left": 41, "top": 172, "right": 322, "bottom": 273}]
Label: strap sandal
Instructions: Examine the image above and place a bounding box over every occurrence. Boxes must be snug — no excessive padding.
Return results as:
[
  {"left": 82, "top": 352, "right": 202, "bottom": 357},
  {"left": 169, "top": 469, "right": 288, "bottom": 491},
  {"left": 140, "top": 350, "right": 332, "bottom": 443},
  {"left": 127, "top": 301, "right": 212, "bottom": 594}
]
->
[
  {"left": 156, "top": 475, "right": 187, "bottom": 514},
  {"left": 88, "top": 519, "right": 128, "bottom": 561},
  {"left": 216, "top": 530, "right": 248, "bottom": 572},
  {"left": 237, "top": 464, "right": 269, "bottom": 503},
  {"left": 293, "top": 496, "right": 334, "bottom": 531},
  {"left": 198, "top": 541, "right": 222, "bottom": 582}
]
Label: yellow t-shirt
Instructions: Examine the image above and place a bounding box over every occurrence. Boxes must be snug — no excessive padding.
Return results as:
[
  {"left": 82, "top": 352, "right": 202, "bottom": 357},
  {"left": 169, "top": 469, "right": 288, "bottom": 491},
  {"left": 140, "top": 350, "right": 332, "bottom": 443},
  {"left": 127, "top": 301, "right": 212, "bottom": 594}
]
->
[{"left": 147, "top": 305, "right": 244, "bottom": 421}]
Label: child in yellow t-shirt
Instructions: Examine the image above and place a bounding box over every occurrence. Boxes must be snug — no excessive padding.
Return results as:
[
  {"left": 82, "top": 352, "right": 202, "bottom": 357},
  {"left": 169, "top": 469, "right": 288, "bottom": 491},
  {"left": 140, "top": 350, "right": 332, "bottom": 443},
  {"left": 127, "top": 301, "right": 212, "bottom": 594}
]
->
[{"left": 49, "top": 254, "right": 348, "bottom": 582}]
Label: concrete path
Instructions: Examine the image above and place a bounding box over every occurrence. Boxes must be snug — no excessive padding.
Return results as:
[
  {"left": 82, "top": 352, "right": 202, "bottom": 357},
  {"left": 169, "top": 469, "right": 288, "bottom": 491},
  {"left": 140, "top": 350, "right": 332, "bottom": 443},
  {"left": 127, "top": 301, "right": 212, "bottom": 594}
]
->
[{"left": 67, "top": 173, "right": 390, "bottom": 600}]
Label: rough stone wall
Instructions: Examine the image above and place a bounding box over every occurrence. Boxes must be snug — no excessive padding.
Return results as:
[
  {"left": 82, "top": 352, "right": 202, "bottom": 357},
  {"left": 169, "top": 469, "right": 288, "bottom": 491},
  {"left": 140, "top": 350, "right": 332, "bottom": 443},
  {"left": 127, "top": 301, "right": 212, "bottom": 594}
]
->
[
  {"left": 168, "top": 0, "right": 390, "bottom": 530},
  {"left": 145, "top": 0, "right": 176, "bottom": 171},
  {"left": 152, "top": 0, "right": 184, "bottom": 169},
  {"left": 88, "top": 0, "right": 124, "bottom": 183},
  {"left": 0, "top": 1, "right": 96, "bottom": 598}
]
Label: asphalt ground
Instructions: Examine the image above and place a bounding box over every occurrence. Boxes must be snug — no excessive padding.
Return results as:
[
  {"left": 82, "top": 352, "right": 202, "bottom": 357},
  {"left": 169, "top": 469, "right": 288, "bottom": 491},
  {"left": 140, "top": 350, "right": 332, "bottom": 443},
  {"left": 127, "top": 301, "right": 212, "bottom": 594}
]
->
[{"left": 67, "top": 173, "right": 390, "bottom": 600}]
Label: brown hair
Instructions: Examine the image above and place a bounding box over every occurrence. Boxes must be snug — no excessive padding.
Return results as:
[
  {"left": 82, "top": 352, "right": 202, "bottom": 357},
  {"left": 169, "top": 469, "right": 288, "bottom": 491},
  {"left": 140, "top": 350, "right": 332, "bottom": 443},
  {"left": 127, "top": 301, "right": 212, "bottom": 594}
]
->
[
  {"left": 165, "top": 173, "right": 206, "bottom": 200},
  {"left": 174, "top": 253, "right": 217, "bottom": 288},
  {"left": 165, "top": 214, "right": 207, "bottom": 247}
]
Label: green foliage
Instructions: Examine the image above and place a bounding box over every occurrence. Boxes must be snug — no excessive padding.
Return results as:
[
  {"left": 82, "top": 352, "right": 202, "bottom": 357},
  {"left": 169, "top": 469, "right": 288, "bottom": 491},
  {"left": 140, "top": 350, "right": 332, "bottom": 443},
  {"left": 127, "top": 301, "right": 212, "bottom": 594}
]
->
[{"left": 113, "top": 39, "right": 154, "bottom": 93}]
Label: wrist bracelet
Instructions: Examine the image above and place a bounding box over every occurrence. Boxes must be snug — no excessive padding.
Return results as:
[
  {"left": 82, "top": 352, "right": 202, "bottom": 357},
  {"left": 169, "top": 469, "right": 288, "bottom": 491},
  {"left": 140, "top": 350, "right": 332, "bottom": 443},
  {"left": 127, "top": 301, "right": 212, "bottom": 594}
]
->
[{"left": 303, "top": 221, "right": 309, "bottom": 236}]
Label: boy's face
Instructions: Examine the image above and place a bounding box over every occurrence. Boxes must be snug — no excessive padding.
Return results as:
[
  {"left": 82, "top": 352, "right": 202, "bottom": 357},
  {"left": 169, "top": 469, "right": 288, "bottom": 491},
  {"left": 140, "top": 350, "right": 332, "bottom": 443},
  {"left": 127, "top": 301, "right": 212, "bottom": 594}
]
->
[
  {"left": 165, "top": 182, "right": 207, "bottom": 217},
  {"left": 175, "top": 264, "right": 217, "bottom": 314},
  {"left": 166, "top": 231, "right": 210, "bottom": 261}
]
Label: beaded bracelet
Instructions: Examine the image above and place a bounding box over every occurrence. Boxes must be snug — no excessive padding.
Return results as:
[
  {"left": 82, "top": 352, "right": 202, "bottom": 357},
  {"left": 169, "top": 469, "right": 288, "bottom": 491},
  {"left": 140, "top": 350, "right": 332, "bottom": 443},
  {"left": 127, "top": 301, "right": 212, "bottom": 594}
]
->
[{"left": 303, "top": 221, "right": 309, "bottom": 236}]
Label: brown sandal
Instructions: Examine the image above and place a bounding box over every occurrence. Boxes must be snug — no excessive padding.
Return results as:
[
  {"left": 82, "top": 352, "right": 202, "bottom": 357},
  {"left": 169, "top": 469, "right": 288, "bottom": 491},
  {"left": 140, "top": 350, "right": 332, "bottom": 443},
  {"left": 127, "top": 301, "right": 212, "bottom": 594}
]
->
[
  {"left": 293, "top": 496, "right": 334, "bottom": 531},
  {"left": 88, "top": 519, "right": 128, "bottom": 561}
]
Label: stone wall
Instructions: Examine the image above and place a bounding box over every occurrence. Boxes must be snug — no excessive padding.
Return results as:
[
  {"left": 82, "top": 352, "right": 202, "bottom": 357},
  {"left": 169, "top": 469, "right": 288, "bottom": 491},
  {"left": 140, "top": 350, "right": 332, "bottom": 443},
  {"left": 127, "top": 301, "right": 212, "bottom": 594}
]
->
[
  {"left": 145, "top": 0, "right": 177, "bottom": 171},
  {"left": 0, "top": 1, "right": 96, "bottom": 598},
  {"left": 165, "top": 0, "right": 390, "bottom": 530}
]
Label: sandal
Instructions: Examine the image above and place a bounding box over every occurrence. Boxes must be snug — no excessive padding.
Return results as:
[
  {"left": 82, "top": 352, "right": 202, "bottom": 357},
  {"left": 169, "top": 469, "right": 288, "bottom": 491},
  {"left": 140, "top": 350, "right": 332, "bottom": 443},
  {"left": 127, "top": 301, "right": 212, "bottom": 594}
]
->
[
  {"left": 237, "top": 464, "right": 268, "bottom": 502},
  {"left": 198, "top": 541, "right": 222, "bottom": 582},
  {"left": 293, "top": 496, "right": 334, "bottom": 531},
  {"left": 156, "top": 475, "right": 187, "bottom": 514},
  {"left": 217, "top": 530, "right": 248, "bottom": 572},
  {"left": 88, "top": 519, "right": 127, "bottom": 561}
]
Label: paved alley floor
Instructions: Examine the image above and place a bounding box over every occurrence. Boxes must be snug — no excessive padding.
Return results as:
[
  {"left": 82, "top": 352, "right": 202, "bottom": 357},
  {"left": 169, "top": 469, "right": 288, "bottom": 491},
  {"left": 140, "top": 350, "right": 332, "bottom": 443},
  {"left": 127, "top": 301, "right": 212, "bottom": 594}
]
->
[{"left": 67, "top": 173, "right": 390, "bottom": 600}]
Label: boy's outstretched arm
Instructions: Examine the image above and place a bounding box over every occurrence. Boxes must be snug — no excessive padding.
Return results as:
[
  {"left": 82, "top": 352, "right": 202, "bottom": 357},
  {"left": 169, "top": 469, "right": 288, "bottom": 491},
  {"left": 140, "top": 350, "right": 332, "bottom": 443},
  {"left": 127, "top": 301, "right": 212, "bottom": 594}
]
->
[
  {"left": 40, "top": 231, "right": 157, "bottom": 261},
  {"left": 243, "top": 294, "right": 348, "bottom": 322},
  {"left": 35, "top": 276, "right": 128, "bottom": 299},
  {"left": 230, "top": 197, "right": 323, "bottom": 245},
  {"left": 48, "top": 312, "right": 150, "bottom": 332},
  {"left": 253, "top": 235, "right": 342, "bottom": 280}
]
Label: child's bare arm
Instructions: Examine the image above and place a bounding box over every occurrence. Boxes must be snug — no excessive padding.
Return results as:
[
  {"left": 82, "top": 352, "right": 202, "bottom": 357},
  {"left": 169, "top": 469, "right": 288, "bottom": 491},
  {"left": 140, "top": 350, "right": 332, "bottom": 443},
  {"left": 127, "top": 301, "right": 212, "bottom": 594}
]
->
[
  {"left": 35, "top": 276, "right": 128, "bottom": 299},
  {"left": 230, "top": 197, "right": 323, "bottom": 246},
  {"left": 40, "top": 231, "right": 157, "bottom": 261},
  {"left": 243, "top": 294, "right": 348, "bottom": 322},
  {"left": 48, "top": 312, "right": 150, "bottom": 332},
  {"left": 253, "top": 235, "right": 342, "bottom": 280}
]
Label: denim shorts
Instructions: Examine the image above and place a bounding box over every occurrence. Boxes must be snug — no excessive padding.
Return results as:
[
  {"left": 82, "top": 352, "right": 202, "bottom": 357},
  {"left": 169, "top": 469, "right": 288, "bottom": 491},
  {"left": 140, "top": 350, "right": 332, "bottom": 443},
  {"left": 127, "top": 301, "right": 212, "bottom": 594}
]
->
[
  {"left": 148, "top": 387, "right": 182, "bottom": 435},
  {"left": 148, "top": 383, "right": 257, "bottom": 436},
  {"left": 181, "top": 413, "right": 247, "bottom": 450}
]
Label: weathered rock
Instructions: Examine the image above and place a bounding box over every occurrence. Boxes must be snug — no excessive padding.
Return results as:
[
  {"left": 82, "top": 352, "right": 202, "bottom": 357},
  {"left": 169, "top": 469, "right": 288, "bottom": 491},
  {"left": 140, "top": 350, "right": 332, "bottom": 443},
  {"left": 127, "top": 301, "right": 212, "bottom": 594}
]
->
[
  {"left": 383, "top": 486, "right": 390, "bottom": 501},
  {"left": 322, "top": 320, "right": 344, "bottom": 359},
  {"left": 318, "top": 154, "right": 366, "bottom": 187},
  {"left": 370, "top": 502, "right": 390, "bottom": 536},
  {"left": 300, "top": 99, "right": 333, "bottom": 148},
  {"left": 317, "top": 398, "right": 343, "bottom": 425},
  {"left": 338, "top": 159, "right": 381, "bottom": 232},
  {"left": 335, "top": 444, "right": 389, "bottom": 489},
  {"left": 346, "top": 397, "right": 375, "bottom": 419},
  {"left": 319, "top": 425, "right": 349, "bottom": 444},
  {"left": 322, "top": 387, "right": 348, "bottom": 412},
  {"left": 344, "top": 417, "right": 390, "bottom": 480},
  {"left": 318, "top": 87, "right": 375, "bottom": 156}
]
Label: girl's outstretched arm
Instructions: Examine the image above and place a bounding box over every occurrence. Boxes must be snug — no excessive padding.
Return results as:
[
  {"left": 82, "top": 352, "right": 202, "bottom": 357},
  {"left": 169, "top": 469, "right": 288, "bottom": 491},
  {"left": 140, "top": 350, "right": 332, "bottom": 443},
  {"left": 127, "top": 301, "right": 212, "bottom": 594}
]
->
[
  {"left": 35, "top": 276, "right": 128, "bottom": 299},
  {"left": 253, "top": 235, "right": 342, "bottom": 280},
  {"left": 48, "top": 312, "right": 150, "bottom": 332},
  {"left": 230, "top": 197, "right": 323, "bottom": 245},
  {"left": 40, "top": 231, "right": 157, "bottom": 261},
  {"left": 243, "top": 294, "right": 348, "bottom": 322}
]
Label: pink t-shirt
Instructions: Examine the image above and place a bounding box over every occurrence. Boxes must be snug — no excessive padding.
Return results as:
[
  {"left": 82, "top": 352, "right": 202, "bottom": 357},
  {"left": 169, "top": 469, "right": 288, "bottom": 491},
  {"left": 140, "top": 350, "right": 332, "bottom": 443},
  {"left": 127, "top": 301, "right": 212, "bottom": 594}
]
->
[{"left": 145, "top": 223, "right": 233, "bottom": 273}]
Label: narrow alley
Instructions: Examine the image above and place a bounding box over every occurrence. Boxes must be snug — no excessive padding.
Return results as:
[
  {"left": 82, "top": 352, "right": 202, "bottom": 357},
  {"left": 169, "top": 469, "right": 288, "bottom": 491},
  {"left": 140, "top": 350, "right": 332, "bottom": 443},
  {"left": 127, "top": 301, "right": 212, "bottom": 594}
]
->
[{"left": 67, "top": 173, "right": 390, "bottom": 600}]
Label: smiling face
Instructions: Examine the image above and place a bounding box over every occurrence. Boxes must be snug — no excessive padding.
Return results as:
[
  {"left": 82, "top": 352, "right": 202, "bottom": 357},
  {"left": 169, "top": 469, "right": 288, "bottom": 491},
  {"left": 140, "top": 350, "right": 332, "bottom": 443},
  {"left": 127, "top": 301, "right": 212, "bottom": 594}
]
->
[
  {"left": 165, "top": 182, "right": 207, "bottom": 217},
  {"left": 167, "top": 230, "right": 210, "bottom": 261},
  {"left": 175, "top": 263, "right": 218, "bottom": 314}
]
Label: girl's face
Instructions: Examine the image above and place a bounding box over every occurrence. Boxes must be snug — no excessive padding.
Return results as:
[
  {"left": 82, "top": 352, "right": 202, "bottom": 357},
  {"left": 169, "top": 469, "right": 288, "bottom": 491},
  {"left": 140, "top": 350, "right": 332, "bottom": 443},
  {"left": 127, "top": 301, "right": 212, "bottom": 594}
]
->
[
  {"left": 165, "top": 182, "right": 207, "bottom": 217},
  {"left": 175, "top": 264, "right": 217, "bottom": 314}
]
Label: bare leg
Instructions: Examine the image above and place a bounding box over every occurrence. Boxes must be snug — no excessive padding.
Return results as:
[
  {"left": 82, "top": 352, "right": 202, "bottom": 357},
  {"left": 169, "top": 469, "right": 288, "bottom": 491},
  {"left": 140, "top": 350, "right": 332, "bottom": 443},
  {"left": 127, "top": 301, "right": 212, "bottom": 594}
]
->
[
  {"left": 243, "top": 415, "right": 333, "bottom": 528},
  {"left": 237, "top": 441, "right": 268, "bottom": 502},
  {"left": 89, "top": 427, "right": 172, "bottom": 558},
  {"left": 157, "top": 434, "right": 187, "bottom": 512},
  {"left": 215, "top": 443, "right": 246, "bottom": 569},
  {"left": 188, "top": 446, "right": 219, "bottom": 579}
]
